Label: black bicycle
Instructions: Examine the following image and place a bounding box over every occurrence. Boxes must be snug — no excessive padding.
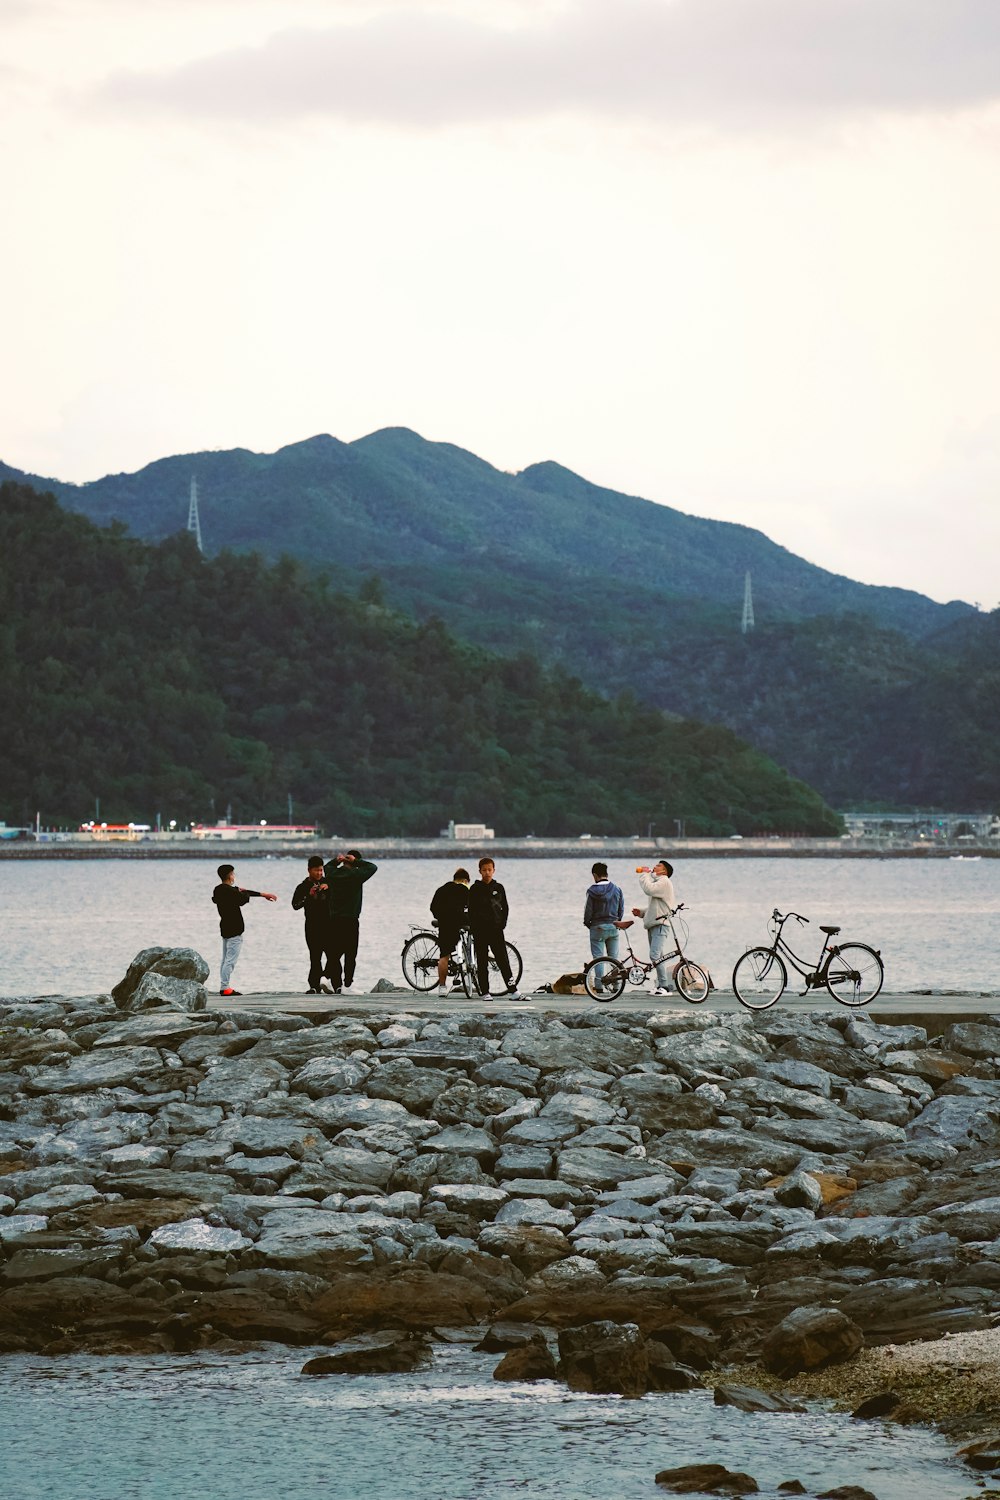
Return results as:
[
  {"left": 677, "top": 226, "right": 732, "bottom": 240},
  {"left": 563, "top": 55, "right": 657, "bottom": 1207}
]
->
[
  {"left": 401, "top": 923, "right": 523, "bottom": 998},
  {"left": 732, "top": 908, "right": 884, "bottom": 1011}
]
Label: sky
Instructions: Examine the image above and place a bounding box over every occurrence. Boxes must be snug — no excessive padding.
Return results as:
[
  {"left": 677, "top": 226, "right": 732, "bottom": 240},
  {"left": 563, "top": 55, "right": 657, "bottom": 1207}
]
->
[{"left": 3, "top": 0, "right": 1000, "bottom": 608}]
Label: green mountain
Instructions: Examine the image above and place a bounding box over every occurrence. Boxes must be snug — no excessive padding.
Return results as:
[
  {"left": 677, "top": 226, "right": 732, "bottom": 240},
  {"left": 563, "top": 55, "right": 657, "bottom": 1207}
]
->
[
  {"left": 0, "top": 480, "right": 841, "bottom": 836},
  {"left": 2, "top": 429, "right": 990, "bottom": 808}
]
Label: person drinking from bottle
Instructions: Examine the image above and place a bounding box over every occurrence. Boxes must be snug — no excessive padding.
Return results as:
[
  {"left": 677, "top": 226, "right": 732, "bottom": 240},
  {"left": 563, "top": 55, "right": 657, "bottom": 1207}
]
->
[{"left": 632, "top": 859, "right": 676, "bottom": 996}]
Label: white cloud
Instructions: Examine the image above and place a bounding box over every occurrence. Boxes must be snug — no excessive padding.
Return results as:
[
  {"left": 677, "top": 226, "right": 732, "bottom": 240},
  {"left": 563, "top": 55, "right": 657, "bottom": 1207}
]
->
[{"left": 90, "top": 0, "right": 1000, "bottom": 129}]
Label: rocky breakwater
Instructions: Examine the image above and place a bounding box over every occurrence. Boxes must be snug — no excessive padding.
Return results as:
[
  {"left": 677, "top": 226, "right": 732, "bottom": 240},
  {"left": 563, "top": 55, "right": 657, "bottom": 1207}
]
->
[{"left": 4, "top": 947, "right": 1000, "bottom": 1387}]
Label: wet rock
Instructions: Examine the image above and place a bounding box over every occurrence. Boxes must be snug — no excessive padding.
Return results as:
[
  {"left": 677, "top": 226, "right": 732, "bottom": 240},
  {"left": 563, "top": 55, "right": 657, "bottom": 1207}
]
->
[
  {"left": 557, "top": 1320, "right": 649, "bottom": 1396},
  {"left": 816, "top": 1489, "right": 881, "bottom": 1500},
  {"left": 493, "top": 1335, "right": 557, "bottom": 1381},
  {"left": 713, "top": 1383, "right": 805, "bottom": 1414},
  {"left": 654, "top": 1462, "right": 759, "bottom": 1495},
  {"left": 302, "top": 1331, "right": 433, "bottom": 1375},
  {"left": 761, "top": 1306, "right": 863, "bottom": 1375},
  {"left": 958, "top": 1434, "right": 1000, "bottom": 1471}
]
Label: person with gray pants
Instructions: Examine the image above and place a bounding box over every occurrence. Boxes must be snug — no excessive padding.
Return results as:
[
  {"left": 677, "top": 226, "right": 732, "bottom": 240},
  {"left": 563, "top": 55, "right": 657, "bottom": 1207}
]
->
[{"left": 211, "top": 863, "right": 277, "bottom": 995}]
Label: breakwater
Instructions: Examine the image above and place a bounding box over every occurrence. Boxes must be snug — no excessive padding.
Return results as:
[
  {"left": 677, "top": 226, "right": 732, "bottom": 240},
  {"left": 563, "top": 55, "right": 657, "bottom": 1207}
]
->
[{"left": 4, "top": 948, "right": 1000, "bottom": 1443}]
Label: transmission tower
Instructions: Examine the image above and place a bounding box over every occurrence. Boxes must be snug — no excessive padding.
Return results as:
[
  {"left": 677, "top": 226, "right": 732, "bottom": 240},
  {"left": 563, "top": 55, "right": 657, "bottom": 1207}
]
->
[
  {"left": 187, "top": 477, "right": 204, "bottom": 554},
  {"left": 741, "top": 570, "right": 755, "bottom": 634}
]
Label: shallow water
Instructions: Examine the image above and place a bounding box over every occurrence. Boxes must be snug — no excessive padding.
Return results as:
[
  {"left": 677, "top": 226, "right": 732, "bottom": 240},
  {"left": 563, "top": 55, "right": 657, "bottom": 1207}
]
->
[
  {"left": 1, "top": 855, "right": 998, "bottom": 999},
  {"left": 0, "top": 1347, "right": 973, "bottom": 1500}
]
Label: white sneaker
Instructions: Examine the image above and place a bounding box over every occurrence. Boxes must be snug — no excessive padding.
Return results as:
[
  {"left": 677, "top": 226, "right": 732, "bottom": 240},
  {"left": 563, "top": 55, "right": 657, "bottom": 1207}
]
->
[
  {"left": 505, "top": 988, "right": 530, "bottom": 1002},
  {"left": 651, "top": 986, "right": 672, "bottom": 996},
  {"left": 436, "top": 985, "right": 449, "bottom": 998}
]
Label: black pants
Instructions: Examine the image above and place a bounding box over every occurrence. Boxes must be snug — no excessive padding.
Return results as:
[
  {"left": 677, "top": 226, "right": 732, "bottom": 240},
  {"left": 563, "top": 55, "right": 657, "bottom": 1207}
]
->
[
  {"left": 305, "top": 926, "right": 333, "bottom": 990},
  {"left": 473, "top": 927, "right": 512, "bottom": 995},
  {"left": 328, "top": 914, "right": 360, "bottom": 989}
]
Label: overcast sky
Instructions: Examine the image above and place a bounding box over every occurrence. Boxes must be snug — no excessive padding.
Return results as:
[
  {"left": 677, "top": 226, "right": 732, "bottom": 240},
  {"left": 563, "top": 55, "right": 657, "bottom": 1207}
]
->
[{"left": 4, "top": 0, "right": 1000, "bottom": 607}]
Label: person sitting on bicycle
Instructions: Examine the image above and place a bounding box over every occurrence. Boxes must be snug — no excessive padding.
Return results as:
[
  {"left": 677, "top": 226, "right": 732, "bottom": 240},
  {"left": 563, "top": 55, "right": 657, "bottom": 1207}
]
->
[
  {"left": 430, "top": 867, "right": 471, "bottom": 998},
  {"left": 584, "top": 862, "right": 625, "bottom": 969},
  {"left": 633, "top": 859, "right": 676, "bottom": 996}
]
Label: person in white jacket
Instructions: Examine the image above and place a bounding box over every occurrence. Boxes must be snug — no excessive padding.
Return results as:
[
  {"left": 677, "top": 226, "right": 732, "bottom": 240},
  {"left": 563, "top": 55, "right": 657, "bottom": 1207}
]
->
[{"left": 632, "top": 859, "right": 677, "bottom": 995}]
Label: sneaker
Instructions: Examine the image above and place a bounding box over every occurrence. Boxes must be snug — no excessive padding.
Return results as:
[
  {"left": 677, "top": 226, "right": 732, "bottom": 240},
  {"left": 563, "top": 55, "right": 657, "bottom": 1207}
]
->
[
  {"left": 333, "top": 987, "right": 342, "bottom": 995},
  {"left": 219, "top": 989, "right": 242, "bottom": 997},
  {"left": 650, "top": 986, "right": 672, "bottom": 997},
  {"left": 505, "top": 988, "right": 530, "bottom": 1002},
  {"left": 319, "top": 981, "right": 334, "bottom": 995},
  {"left": 342, "top": 983, "right": 353, "bottom": 992},
  {"left": 307, "top": 986, "right": 321, "bottom": 994},
  {"left": 436, "top": 985, "right": 449, "bottom": 998}
]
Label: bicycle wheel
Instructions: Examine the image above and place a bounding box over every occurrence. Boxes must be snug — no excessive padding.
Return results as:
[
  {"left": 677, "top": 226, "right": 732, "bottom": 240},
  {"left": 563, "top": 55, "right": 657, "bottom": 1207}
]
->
[
  {"left": 732, "top": 947, "right": 787, "bottom": 1010},
  {"left": 401, "top": 931, "right": 441, "bottom": 991},
  {"left": 673, "top": 960, "right": 710, "bottom": 1004},
  {"left": 585, "top": 958, "right": 626, "bottom": 1001},
  {"left": 825, "top": 943, "right": 884, "bottom": 1007}
]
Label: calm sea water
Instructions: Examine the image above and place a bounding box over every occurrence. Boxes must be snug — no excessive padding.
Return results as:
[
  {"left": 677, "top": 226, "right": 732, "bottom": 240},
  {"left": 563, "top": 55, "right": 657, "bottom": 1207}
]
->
[
  {"left": 0, "top": 1347, "right": 973, "bottom": 1500},
  {"left": 1, "top": 855, "right": 998, "bottom": 999}
]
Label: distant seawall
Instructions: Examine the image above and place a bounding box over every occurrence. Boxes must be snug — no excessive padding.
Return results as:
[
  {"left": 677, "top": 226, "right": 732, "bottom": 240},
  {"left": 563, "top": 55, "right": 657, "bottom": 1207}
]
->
[{"left": 0, "top": 838, "right": 995, "bottom": 861}]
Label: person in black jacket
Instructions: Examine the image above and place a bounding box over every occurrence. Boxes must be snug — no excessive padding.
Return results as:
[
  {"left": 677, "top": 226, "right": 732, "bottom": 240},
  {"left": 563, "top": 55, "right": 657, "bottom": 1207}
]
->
[
  {"left": 291, "top": 856, "right": 333, "bottom": 994},
  {"left": 430, "top": 867, "right": 470, "bottom": 998},
  {"left": 212, "top": 863, "right": 277, "bottom": 996},
  {"left": 322, "top": 848, "right": 378, "bottom": 993},
  {"left": 467, "top": 857, "right": 524, "bottom": 1001}
]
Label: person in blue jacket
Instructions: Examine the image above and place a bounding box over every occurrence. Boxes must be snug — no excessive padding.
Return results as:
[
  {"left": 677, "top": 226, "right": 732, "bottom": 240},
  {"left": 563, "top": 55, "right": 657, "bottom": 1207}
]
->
[{"left": 584, "top": 861, "right": 625, "bottom": 967}]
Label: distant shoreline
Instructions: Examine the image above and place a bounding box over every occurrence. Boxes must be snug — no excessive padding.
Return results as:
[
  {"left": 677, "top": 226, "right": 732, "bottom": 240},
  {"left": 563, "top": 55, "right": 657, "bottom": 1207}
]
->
[{"left": 0, "top": 838, "right": 996, "bottom": 861}]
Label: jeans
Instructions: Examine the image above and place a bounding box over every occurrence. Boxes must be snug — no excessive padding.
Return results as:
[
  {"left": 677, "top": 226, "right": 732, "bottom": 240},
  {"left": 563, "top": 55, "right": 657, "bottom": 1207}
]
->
[
  {"left": 589, "top": 923, "right": 621, "bottom": 962},
  {"left": 647, "top": 922, "right": 673, "bottom": 988},
  {"left": 220, "top": 935, "right": 243, "bottom": 990}
]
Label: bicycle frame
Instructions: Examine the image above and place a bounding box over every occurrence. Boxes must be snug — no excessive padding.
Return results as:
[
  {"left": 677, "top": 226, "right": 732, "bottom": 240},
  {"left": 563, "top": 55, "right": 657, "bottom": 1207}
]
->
[{"left": 766, "top": 910, "right": 841, "bottom": 990}]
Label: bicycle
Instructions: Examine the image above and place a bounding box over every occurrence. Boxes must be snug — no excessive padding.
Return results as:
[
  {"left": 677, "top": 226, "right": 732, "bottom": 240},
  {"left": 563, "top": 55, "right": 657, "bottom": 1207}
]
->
[
  {"left": 583, "top": 906, "right": 711, "bottom": 1003},
  {"left": 732, "top": 908, "right": 884, "bottom": 1011},
  {"left": 400, "top": 923, "right": 524, "bottom": 998}
]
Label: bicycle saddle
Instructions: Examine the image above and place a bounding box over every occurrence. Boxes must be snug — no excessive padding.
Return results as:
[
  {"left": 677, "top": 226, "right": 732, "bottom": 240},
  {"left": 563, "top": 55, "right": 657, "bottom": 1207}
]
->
[{"left": 819, "top": 924, "right": 841, "bottom": 935}]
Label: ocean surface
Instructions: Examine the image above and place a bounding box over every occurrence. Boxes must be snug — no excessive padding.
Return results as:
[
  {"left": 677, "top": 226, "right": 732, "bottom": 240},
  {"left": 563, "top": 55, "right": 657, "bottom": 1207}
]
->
[
  {"left": 1, "top": 855, "right": 998, "bottom": 999},
  {"left": 0, "top": 1347, "right": 973, "bottom": 1500}
]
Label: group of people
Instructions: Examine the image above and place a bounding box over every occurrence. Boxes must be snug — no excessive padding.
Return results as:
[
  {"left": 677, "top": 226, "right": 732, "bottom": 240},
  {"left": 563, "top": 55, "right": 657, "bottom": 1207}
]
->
[
  {"left": 210, "top": 850, "right": 679, "bottom": 999},
  {"left": 211, "top": 851, "right": 377, "bottom": 996},
  {"left": 584, "top": 857, "right": 678, "bottom": 993}
]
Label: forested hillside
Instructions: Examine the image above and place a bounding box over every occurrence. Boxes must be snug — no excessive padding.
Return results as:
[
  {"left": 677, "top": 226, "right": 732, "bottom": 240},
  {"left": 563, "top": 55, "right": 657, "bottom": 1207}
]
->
[
  {"left": 3, "top": 431, "right": 993, "bottom": 808},
  {"left": 0, "top": 482, "right": 841, "bottom": 836}
]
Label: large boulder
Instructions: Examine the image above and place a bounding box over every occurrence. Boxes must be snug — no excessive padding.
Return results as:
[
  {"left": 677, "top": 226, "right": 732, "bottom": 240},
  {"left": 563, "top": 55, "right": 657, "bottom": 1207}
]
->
[
  {"left": 557, "top": 1320, "right": 650, "bottom": 1396},
  {"left": 112, "top": 947, "right": 209, "bottom": 1009},
  {"left": 761, "top": 1306, "right": 863, "bottom": 1375},
  {"left": 302, "top": 1332, "right": 432, "bottom": 1375}
]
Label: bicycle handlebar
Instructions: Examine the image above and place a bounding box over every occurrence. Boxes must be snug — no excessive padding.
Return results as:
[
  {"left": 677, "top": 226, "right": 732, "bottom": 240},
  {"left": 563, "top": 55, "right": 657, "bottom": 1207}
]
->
[{"left": 772, "top": 909, "right": 809, "bottom": 925}]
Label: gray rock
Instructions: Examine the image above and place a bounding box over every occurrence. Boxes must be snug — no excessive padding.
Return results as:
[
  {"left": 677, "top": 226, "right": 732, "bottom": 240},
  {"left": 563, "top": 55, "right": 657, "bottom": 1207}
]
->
[
  {"left": 309, "top": 1096, "right": 434, "bottom": 1140},
  {"left": 756, "top": 1115, "right": 904, "bottom": 1154},
  {"left": 496, "top": 1198, "right": 576, "bottom": 1231},
  {"left": 93, "top": 1013, "right": 214, "bottom": 1050},
  {"left": 194, "top": 1057, "right": 289, "bottom": 1107},
  {"left": 149, "top": 1218, "right": 251, "bottom": 1253},
  {"left": 757, "top": 1059, "right": 835, "bottom": 1096},
  {"left": 230, "top": 1120, "right": 318, "bottom": 1159},
  {"left": 655, "top": 1028, "right": 770, "bottom": 1078},
  {"left": 475, "top": 1058, "right": 541, "bottom": 1092},
  {"left": 25, "top": 1048, "right": 165, "bottom": 1094},
  {"left": 319, "top": 1147, "right": 396, "bottom": 1190},
  {"left": 602, "top": 1172, "right": 682, "bottom": 1204},
  {"left": 496, "top": 1179, "right": 586, "bottom": 1206},
  {"left": 504, "top": 1117, "right": 577, "bottom": 1147},
  {"left": 557, "top": 1147, "right": 663, "bottom": 1191},
  {"left": 428, "top": 1184, "right": 508, "bottom": 1220},
  {"left": 0, "top": 1214, "right": 49, "bottom": 1239},
  {"left": 249, "top": 1021, "right": 377, "bottom": 1067},
  {"left": 943, "top": 1022, "right": 1000, "bottom": 1059},
  {"left": 111, "top": 946, "right": 209, "bottom": 1007},
  {"left": 129, "top": 972, "right": 208, "bottom": 1014},
  {"left": 419, "top": 1126, "right": 496, "bottom": 1163},
  {"left": 495, "top": 1146, "right": 554, "bottom": 1180},
  {"left": 291, "top": 1057, "right": 373, "bottom": 1098},
  {"left": 774, "top": 1171, "right": 825, "bottom": 1211},
  {"left": 908, "top": 1095, "right": 1000, "bottom": 1148},
  {"left": 100, "top": 1145, "right": 171, "bottom": 1171},
  {"left": 501, "top": 1024, "right": 649, "bottom": 1074}
]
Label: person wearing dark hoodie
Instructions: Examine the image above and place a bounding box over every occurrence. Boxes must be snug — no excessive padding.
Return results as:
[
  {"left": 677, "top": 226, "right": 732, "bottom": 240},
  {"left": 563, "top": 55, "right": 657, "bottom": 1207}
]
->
[
  {"left": 291, "top": 855, "right": 334, "bottom": 994},
  {"left": 322, "top": 848, "right": 378, "bottom": 993},
  {"left": 212, "top": 863, "right": 277, "bottom": 996},
  {"left": 584, "top": 862, "right": 625, "bottom": 967}
]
